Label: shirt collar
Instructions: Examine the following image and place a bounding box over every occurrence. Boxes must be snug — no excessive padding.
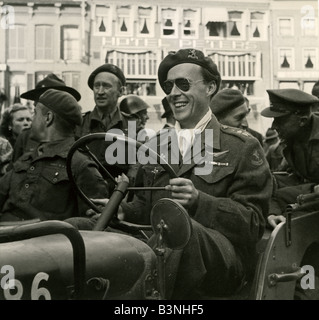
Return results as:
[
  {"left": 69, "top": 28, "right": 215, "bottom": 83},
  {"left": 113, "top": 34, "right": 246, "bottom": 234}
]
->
[
  {"left": 35, "top": 137, "right": 75, "bottom": 159},
  {"left": 175, "top": 108, "right": 212, "bottom": 133},
  {"left": 90, "top": 105, "right": 124, "bottom": 129}
]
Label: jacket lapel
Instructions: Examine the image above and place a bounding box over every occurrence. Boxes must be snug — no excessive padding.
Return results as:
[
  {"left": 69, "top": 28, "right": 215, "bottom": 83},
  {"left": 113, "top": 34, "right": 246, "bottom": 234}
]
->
[{"left": 177, "top": 116, "right": 221, "bottom": 177}]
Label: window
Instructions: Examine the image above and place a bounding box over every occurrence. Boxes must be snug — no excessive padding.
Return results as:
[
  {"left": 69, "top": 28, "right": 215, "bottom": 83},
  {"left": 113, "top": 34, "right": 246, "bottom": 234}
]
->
[
  {"left": 203, "top": 7, "right": 228, "bottom": 38},
  {"left": 211, "top": 53, "right": 257, "bottom": 78},
  {"left": 278, "top": 18, "right": 293, "bottom": 36},
  {"left": 250, "top": 12, "right": 266, "bottom": 40},
  {"left": 62, "top": 72, "right": 81, "bottom": 92},
  {"left": 126, "top": 82, "right": 156, "bottom": 96},
  {"left": 94, "top": 5, "right": 112, "bottom": 36},
  {"left": 303, "top": 48, "right": 317, "bottom": 69},
  {"left": 61, "top": 26, "right": 80, "bottom": 61},
  {"left": 182, "top": 9, "right": 199, "bottom": 38},
  {"left": 161, "top": 8, "right": 178, "bottom": 37},
  {"left": 279, "top": 48, "right": 294, "bottom": 69},
  {"left": 35, "top": 25, "right": 53, "bottom": 60},
  {"left": 301, "top": 17, "right": 317, "bottom": 36},
  {"left": 106, "top": 50, "right": 158, "bottom": 78},
  {"left": 10, "top": 73, "right": 27, "bottom": 104},
  {"left": 228, "top": 11, "right": 243, "bottom": 38},
  {"left": 220, "top": 81, "right": 255, "bottom": 96},
  {"left": 8, "top": 25, "right": 26, "bottom": 60},
  {"left": 116, "top": 5, "right": 133, "bottom": 36},
  {"left": 137, "top": 6, "right": 154, "bottom": 37}
]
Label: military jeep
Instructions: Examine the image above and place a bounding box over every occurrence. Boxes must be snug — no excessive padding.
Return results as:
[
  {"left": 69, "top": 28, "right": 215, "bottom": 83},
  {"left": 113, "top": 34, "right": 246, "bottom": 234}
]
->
[{"left": 0, "top": 133, "right": 318, "bottom": 300}]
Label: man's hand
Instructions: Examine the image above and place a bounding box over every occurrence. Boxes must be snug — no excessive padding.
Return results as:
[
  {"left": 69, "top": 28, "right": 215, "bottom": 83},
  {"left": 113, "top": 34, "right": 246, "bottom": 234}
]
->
[
  {"left": 165, "top": 177, "right": 199, "bottom": 209},
  {"left": 267, "top": 214, "right": 286, "bottom": 229},
  {"left": 85, "top": 198, "right": 110, "bottom": 219}
]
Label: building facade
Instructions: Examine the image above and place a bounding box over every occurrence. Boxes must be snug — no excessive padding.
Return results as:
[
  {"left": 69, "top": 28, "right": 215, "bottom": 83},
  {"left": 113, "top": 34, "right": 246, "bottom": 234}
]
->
[{"left": 0, "top": 0, "right": 318, "bottom": 133}]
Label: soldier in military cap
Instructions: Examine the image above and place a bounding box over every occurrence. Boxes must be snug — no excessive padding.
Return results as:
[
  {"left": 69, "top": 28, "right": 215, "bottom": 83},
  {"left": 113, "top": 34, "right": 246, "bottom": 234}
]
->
[
  {"left": 79, "top": 49, "right": 272, "bottom": 299},
  {"left": 0, "top": 89, "right": 108, "bottom": 222},
  {"left": 210, "top": 89, "right": 264, "bottom": 145},
  {"left": 210, "top": 88, "right": 248, "bottom": 128},
  {"left": 261, "top": 88, "right": 319, "bottom": 228},
  {"left": 14, "top": 73, "right": 82, "bottom": 163},
  {"left": 76, "top": 63, "right": 130, "bottom": 194},
  {"left": 78, "top": 63, "right": 127, "bottom": 137},
  {"left": 119, "top": 94, "right": 150, "bottom": 133}
]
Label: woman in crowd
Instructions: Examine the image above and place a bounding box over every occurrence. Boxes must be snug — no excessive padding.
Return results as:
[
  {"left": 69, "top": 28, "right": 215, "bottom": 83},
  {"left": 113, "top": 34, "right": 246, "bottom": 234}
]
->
[{"left": 0, "top": 103, "right": 33, "bottom": 148}]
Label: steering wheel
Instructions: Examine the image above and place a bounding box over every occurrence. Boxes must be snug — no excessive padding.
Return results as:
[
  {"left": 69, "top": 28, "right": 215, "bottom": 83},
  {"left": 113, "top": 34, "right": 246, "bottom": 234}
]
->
[{"left": 66, "top": 133, "right": 178, "bottom": 230}]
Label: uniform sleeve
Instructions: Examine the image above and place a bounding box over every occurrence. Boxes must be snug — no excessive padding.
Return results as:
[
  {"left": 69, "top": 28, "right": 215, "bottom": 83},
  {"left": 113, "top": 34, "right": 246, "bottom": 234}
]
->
[
  {"left": 192, "top": 139, "right": 272, "bottom": 246},
  {"left": 0, "top": 170, "right": 12, "bottom": 212}
]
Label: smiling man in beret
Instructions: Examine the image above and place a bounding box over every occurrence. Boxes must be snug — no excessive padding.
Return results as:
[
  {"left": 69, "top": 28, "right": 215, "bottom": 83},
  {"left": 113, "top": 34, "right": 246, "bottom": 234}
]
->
[
  {"left": 0, "top": 89, "right": 108, "bottom": 222},
  {"left": 78, "top": 63, "right": 127, "bottom": 137},
  {"left": 114, "top": 48, "right": 272, "bottom": 299},
  {"left": 261, "top": 88, "right": 319, "bottom": 228},
  {"left": 76, "top": 63, "right": 130, "bottom": 194}
]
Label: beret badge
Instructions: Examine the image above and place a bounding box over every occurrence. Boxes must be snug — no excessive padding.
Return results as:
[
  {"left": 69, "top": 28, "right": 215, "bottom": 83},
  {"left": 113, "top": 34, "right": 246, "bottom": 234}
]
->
[{"left": 188, "top": 49, "right": 199, "bottom": 60}]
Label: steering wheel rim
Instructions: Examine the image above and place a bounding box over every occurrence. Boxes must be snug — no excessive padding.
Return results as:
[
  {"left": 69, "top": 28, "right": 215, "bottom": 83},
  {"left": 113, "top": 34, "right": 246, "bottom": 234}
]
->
[{"left": 66, "top": 132, "right": 178, "bottom": 213}]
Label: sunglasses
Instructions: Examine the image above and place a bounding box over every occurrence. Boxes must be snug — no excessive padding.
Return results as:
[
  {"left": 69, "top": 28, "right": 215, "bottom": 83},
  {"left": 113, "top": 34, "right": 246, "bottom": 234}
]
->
[{"left": 162, "top": 78, "right": 205, "bottom": 94}]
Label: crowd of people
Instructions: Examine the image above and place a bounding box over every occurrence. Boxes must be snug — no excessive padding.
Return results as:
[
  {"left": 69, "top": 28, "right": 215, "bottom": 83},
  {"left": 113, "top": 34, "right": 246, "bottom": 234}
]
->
[{"left": 0, "top": 48, "right": 319, "bottom": 299}]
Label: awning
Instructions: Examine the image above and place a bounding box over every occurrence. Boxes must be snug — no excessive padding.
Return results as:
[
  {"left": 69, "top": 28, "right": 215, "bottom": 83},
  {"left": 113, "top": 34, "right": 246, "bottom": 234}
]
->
[{"left": 203, "top": 7, "right": 228, "bottom": 24}]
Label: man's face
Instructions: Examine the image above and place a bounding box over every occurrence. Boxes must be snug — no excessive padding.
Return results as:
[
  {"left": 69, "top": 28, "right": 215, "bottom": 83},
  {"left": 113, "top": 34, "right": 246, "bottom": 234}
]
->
[
  {"left": 136, "top": 110, "right": 149, "bottom": 129},
  {"left": 218, "top": 102, "right": 250, "bottom": 128},
  {"left": 93, "top": 72, "right": 122, "bottom": 112},
  {"left": 166, "top": 64, "right": 212, "bottom": 129},
  {"left": 272, "top": 113, "right": 301, "bottom": 142},
  {"left": 29, "top": 103, "right": 48, "bottom": 142}
]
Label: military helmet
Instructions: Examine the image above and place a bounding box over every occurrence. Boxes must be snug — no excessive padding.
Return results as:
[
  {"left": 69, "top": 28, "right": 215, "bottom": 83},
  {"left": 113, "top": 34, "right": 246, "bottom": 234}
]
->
[{"left": 119, "top": 95, "right": 150, "bottom": 115}]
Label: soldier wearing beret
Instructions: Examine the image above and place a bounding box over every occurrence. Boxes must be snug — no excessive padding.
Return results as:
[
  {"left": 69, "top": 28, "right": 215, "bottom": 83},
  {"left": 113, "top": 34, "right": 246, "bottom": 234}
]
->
[
  {"left": 14, "top": 73, "right": 82, "bottom": 163},
  {"left": 0, "top": 89, "right": 108, "bottom": 222},
  {"left": 261, "top": 88, "right": 319, "bottom": 228},
  {"left": 76, "top": 63, "right": 130, "bottom": 193},
  {"left": 210, "top": 89, "right": 264, "bottom": 145},
  {"left": 80, "top": 49, "right": 272, "bottom": 298}
]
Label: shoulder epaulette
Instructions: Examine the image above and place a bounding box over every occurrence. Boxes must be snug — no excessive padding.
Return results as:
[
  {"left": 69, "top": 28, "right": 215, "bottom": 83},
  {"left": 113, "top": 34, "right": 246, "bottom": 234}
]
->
[{"left": 220, "top": 125, "right": 253, "bottom": 141}]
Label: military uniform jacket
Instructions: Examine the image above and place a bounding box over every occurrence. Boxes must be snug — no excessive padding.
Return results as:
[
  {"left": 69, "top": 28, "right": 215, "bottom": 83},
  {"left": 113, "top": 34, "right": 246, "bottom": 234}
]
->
[
  {"left": 123, "top": 115, "right": 273, "bottom": 268},
  {"left": 0, "top": 137, "right": 108, "bottom": 221},
  {"left": 75, "top": 106, "right": 130, "bottom": 185},
  {"left": 283, "top": 114, "right": 319, "bottom": 184}
]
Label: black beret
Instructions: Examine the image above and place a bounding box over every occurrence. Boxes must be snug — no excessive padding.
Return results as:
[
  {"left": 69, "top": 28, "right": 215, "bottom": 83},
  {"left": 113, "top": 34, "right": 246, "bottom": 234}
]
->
[
  {"left": 261, "top": 89, "right": 319, "bottom": 118},
  {"left": 210, "top": 89, "right": 246, "bottom": 116},
  {"left": 158, "top": 49, "right": 221, "bottom": 92},
  {"left": 20, "top": 73, "right": 81, "bottom": 101},
  {"left": 38, "top": 89, "right": 82, "bottom": 126},
  {"left": 88, "top": 63, "right": 126, "bottom": 89}
]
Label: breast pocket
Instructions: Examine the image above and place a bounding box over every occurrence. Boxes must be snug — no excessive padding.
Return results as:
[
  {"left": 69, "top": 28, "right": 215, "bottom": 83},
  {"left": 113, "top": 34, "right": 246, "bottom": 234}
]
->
[
  {"left": 41, "top": 166, "right": 69, "bottom": 185},
  {"left": 196, "top": 165, "right": 235, "bottom": 184},
  {"left": 39, "top": 165, "right": 72, "bottom": 214}
]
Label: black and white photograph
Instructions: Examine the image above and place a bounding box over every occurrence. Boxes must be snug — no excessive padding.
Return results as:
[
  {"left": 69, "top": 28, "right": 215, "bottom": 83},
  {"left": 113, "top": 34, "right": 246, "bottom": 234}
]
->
[{"left": 0, "top": 0, "right": 319, "bottom": 307}]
